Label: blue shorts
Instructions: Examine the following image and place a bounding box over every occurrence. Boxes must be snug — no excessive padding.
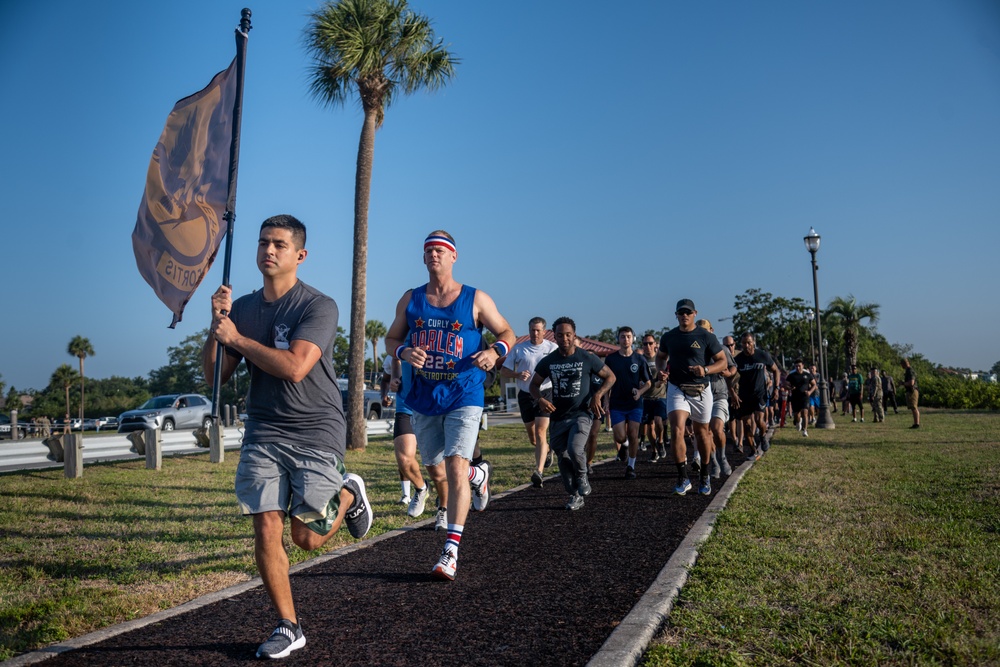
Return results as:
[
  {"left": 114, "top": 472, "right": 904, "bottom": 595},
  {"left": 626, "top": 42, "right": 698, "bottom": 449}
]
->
[
  {"left": 610, "top": 407, "right": 643, "bottom": 427},
  {"left": 642, "top": 398, "right": 667, "bottom": 422},
  {"left": 809, "top": 395, "right": 820, "bottom": 408}
]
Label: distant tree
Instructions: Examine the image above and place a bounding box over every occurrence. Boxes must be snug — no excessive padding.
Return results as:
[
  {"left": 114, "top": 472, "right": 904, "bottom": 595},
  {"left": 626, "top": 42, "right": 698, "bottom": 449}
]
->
[
  {"left": 51, "top": 364, "right": 79, "bottom": 432},
  {"left": 332, "top": 326, "right": 350, "bottom": 377},
  {"left": 732, "top": 289, "right": 810, "bottom": 367},
  {"left": 365, "top": 319, "right": 387, "bottom": 385},
  {"left": 991, "top": 360, "right": 1000, "bottom": 377},
  {"left": 5, "top": 387, "right": 22, "bottom": 414},
  {"left": 0, "top": 372, "right": 5, "bottom": 399},
  {"left": 589, "top": 329, "right": 617, "bottom": 344},
  {"left": 825, "top": 295, "right": 880, "bottom": 369},
  {"left": 148, "top": 330, "right": 211, "bottom": 397},
  {"left": 306, "top": 0, "right": 458, "bottom": 451},
  {"left": 68, "top": 336, "right": 94, "bottom": 429}
]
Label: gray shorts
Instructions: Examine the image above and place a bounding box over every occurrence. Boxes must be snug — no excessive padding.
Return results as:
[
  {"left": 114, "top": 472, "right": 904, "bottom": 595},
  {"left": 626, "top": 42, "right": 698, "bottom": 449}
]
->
[
  {"left": 412, "top": 405, "right": 483, "bottom": 466},
  {"left": 235, "top": 442, "right": 346, "bottom": 525}
]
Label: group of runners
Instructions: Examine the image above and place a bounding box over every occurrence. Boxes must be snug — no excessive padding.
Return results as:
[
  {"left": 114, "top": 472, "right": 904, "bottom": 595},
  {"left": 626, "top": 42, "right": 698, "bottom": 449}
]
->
[{"left": 201, "top": 220, "right": 919, "bottom": 659}]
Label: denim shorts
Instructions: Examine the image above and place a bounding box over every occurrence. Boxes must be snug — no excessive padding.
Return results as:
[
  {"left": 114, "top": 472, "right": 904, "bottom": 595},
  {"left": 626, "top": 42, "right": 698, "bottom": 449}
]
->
[
  {"left": 235, "top": 441, "right": 345, "bottom": 524},
  {"left": 412, "top": 405, "right": 483, "bottom": 466}
]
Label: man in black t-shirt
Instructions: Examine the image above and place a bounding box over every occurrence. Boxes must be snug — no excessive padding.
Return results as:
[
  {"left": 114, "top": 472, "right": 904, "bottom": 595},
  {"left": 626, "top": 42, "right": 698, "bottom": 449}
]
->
[
  {"left": 655, "top": 299, "right": 728, "bottom": 497},
  {"left": 531, "top": 317, "right": 616, "bottom": 511},
  {"left": 733, "top": 332, "right": 780, "bottom": 459},
  {"left": 783, "top": 359, "right": 816, "bottom": 437}
]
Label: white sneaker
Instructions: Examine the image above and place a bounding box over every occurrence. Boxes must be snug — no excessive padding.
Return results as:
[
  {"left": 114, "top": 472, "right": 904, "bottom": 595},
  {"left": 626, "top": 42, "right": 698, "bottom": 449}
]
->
[
  {"left": 802, "top": 429, "right": 809, "bottom": 437},
  {"left": 407, "top": 485, "right": 429, "bottom": 518},
  {"left": 397, "top": 494, "right": 411, "bottom": 506},
  {"left": 431, "top": 546, "right": 457, "bottom": 580},
  {"left": 471, "top": 460, "right": 491, "bottom": 511},
  {"left": 434, "top": 507, "right": 447, "bottom": 531}
]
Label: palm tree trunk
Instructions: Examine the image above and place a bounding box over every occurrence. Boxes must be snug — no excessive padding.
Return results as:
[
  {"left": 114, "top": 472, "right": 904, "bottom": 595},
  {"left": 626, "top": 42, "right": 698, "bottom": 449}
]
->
[
  {"left": 346, "top": 107, "right": 378, "bottom": 451},
  {"left": 78, "top": 358, "right": 85, "bottom": 436}
]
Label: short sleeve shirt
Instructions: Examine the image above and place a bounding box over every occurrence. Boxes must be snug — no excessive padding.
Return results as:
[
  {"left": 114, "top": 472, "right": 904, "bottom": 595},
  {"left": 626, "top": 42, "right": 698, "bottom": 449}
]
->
[
  {"left": 643, "top": 354, "right": 667, "bottom": 399},
  {"left": 904, "top": 367, "right": 917, "bottom": 391},
  {"left": 786, "top": 369, "right": 815, "bottom": 398},
  {"left": 734, "top": 348, "right": 776, "bottom": 398},
  {"left": 659, "top": 327, "right": 724, "bottom": 386},
  {"left": 227, "top": 281, "right": 345, "bottom": 457},
  {"left": 534, "top": 348, "right": 606, "bottom": 421},
  {"left": 503, "top": 339, "right": 558, "bottom": 393},
  {"left": 604, "top": 350, "right": 652, "bottom": 410}
]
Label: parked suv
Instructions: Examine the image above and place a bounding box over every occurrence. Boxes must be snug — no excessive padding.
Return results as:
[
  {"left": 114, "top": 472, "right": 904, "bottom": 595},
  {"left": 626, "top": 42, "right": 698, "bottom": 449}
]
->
[
  {"left": 337, "top": 379, "right": 395, "bottom": 420},
  {"left": 117, "top": 394, "right": 213, "bottom": 433}
]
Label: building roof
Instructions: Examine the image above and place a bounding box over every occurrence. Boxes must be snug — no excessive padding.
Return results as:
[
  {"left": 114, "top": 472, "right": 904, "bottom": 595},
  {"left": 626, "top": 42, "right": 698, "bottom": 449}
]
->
[{"left": 511, "top": 332, "right": 618, "bottom": 357}]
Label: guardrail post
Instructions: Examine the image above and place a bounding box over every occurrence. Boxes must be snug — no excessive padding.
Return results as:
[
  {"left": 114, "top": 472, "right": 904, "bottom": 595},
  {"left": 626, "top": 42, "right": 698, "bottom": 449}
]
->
[
  {"left": 210, "top": 421, "right": 224, "bottom": 463},
  {"left": 223, "top": 404, "right": 231, "bottom": 426},
  {"left": 64, "top": 433, "right": 83, "bottom": 478},
  {"left": 9, "top": 409, "right": 17, "bottom": 440},
  {"left": 43, "top": 435, "right": 65, "bottom": 462},
  {"left": 145, "top": 427, "right": 162, "bottom": 470},
  {"left": 127, "top": 430, "right": 146, "bottom": 455}
]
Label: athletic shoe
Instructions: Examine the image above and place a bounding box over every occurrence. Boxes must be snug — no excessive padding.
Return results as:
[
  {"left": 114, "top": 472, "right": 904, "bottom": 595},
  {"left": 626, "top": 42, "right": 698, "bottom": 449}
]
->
[
  {"left": 639, "top": 441, "right": 648, "bottom": 451},
  {"left": 761, "top": 435, "right": 770, "bottom": 452},
  {"left": 577, "top": 474, "right": 592, "bottom": 497},
  {"left": 434, "top": 507, "right": 447, "bottom": 532},
  {"left": 802, "top": 429, "right": 809, "bottom": 437},
  {"left": 531, "top": 470, "right": 544, "bottom": 488},
  {"left": 649, "top": 447, "right": 660, "bottom": 463},
  {"left": 565, "top": 493, "right": 585, "bottom": 511},
  {"left": 545, "top": 449, "right": 556, "bottom": 468},
  {"left": 674, "top": 478, "right": 692, "bottom": 496},
  {"left": 699, "top": 478, "right": 711, "bottom": 496},
  {"left": 657, "top": 443, "right": 668, "bottom": 460},
  {"left": 617, "top": 446, "right": 628, "bottom": 462},
  {"left": 624, "top": 466, "right": 637, "bottom": 480},
  {"left": 256, "top": 619, "right": 305, "bottom": 659},
  {"left": 720, "top": 454, "right": 733, "bottom": 476},
  {"left": 708, "top": 452, "right": 721, "bottom": 479},
  {"left": 852, "top": 418, "right": 857, "bottom": 422},
  {"left": 396, "top": 493, "right": 410, "bottom": 506},
  {"left": 910, "top": 424, "right": 920, "bottom": 429},
  {"left": 690, "top": 457, "right": 701, "bottom": 475},
  {"left": 343, "top": 473, "right": 373, "bottom": 539},
  {"left": 471, "top": 460, "right": 491, "bottom": 511},
  {"left": 586, "top": 465, "right": 594, "bottom": 476},
  {"left": 431, "top": 546, "right": 458, "bottom": 581},
  {"left": 407, "top": 485, "right": 429, "bottom": 518},
  {"left": 860, "top": 418, "right": 865, "bottom": 423}
]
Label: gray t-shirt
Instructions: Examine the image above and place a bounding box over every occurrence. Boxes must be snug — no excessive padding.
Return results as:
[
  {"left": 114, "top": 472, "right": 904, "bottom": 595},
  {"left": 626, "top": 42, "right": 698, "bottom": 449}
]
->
[
  {"left": 227, "top": 281, "right": 345, "bottom": 457},
  {"left": 710, "top": 346, "right": 736, "bottom": 399}
]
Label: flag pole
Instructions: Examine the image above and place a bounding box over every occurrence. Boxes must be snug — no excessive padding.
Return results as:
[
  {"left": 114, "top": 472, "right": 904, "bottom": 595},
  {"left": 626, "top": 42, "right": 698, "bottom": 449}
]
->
[{"left": 212, "top": 8, "right": 252, "bottom": 428}]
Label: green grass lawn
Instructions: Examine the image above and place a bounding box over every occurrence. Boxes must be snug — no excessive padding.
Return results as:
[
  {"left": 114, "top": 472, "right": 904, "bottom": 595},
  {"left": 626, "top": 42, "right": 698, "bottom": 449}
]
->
[
  {"left": 0, "top": 424, "right": 587, "bottom": 660},
  {"left": 643, "top": 410, "right": 1000, "bottom": 667}
]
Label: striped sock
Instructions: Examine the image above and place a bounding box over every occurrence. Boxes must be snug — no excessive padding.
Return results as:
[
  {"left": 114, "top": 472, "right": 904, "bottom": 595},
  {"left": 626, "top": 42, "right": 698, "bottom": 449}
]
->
[
  {"left": 468, "top": 464, "right": 485, "bottom": 486},
  {"left": 445, "top": 524, "right": 464, "bottom": 554}
]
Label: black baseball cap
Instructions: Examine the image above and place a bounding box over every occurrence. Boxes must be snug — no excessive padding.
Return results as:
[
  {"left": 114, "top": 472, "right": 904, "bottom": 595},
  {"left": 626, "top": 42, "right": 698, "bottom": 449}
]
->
[{"left": 675, "top": 299, "right": 696, "bottom": 313}]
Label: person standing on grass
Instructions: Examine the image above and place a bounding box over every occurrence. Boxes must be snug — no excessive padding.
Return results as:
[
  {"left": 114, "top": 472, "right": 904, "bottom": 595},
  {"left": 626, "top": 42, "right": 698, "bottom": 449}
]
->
[
  {"left": 882, "top": 370, "right": 898, "bottom": 415},
  {"left": 604, "top": 326, "right": 652, "bottom": 480},
  {"left": 656, "top": 299, "right": 728, "bottom": 497},
  {"left": 868, "top": 368, "right": 885, "bottom": 422},
  {"left": 733, "top": 332, "right": 781, "bottom": 460},
  {"left": 847, "top": 364, "right": 866, "bottom": 422},
  {"left": 901, "top": 357, "right": 920, "bottom": 428},
  {"left": 202, "top": 214, "right": 373, "bottom": 660},
  {"left": 500, "top": 317, "right": 558, "bottom": 488},
  {"left": 384, "top": 230, "right": 515, "bottom": 581},
  {"left": 784, "top": 359, "right": 817, "bottom": 436},
  {"left": 531, "top": 317, "right": 616, "bottom": 511}
]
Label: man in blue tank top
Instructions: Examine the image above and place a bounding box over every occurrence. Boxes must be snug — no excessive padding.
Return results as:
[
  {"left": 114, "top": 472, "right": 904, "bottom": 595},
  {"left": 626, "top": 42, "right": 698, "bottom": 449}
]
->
[{"left": 385, "top": 231, "right": 516, "bottom": 581}]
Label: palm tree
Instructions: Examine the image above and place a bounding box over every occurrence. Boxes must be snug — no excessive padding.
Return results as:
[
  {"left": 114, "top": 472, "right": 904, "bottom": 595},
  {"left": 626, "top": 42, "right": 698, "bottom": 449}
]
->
[
  {"left": 68, "top": 336, "right": 94, "bottom": 430},
  {"left": 51, "top": 364, "right": 79, "bottom": 434},
  {"left": 825, "top": 295, "right": 880, "bottom": 369},
  {"left": 306, "top": 0, "right": 457, "bottom": 450},
  {"left": 365, "top": 319, "right": 387, "bottom": 385}
]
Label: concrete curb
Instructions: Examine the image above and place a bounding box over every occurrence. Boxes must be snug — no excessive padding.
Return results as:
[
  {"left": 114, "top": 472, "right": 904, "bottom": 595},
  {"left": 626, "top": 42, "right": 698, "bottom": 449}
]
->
[
  {"left": 3, "top": 455, "right": 753, "bottom": 667},
  {"left": 586, "top": 458, "right": 754, "bottom": 667}
]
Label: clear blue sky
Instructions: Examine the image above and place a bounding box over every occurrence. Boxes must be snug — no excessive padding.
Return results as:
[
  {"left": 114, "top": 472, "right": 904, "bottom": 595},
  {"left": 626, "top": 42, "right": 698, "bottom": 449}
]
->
[{"left": 1, "top": 0, "right": 999, "bottom": 391}]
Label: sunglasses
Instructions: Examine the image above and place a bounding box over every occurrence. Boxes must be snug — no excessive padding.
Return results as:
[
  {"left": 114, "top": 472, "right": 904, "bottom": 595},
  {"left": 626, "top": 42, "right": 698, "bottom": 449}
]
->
[
  {"left": 676, "top": 310, "right": 693, "bottom": 316},
  {"left": 643, "top": 341, "right": 656, "bottom": 345}
]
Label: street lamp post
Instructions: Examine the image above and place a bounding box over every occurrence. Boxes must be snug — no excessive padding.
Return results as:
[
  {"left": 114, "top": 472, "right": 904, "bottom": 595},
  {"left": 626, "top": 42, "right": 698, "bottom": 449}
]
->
[
  {"left": 805, "top": 227, "right": 835, "bottom": 429},
  {"left": 806, "top": 309, "right": 816, "bottom": 368},
  {"left": 822, "top": 338, "right": 829, "bottom": 384}
]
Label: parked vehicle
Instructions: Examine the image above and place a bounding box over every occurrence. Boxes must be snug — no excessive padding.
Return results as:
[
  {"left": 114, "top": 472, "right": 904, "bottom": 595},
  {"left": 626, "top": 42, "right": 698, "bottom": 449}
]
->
[
  {"left": 96, "top": 416, "right": 119, "bottom": 431},
  {"left": 118, "top": 394, "right": 213, "bottom": 433},
  {"left": 337, "top": 379, "right": 395, "bottom": 420},
  {"left": 70, "top": 418, "right": 98, "bottom": 431},
  {"left": 0, "top": 414, "right": 28, "bottom": 438}
]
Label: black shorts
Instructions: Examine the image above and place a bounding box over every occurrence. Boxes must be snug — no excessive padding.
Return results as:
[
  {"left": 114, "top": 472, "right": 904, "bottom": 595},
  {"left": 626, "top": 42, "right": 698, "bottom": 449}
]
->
[
  {"left": 642, "top": 398, "right": 667, "bottom": 423},
  {"left": 848, "top": 392, "right": 862, "bottom": 406},
  {"left": 736, "top": 391, "right": 768, "bottom": 418},
  {"left": 790, "top": 395, "right": 809, "bottom": 414},
  {"left": 393, "top": 412, "right": 414, "bottom": 439},
  {"left": 517, "top": 389, "right": 552, "bottom": 423}
]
